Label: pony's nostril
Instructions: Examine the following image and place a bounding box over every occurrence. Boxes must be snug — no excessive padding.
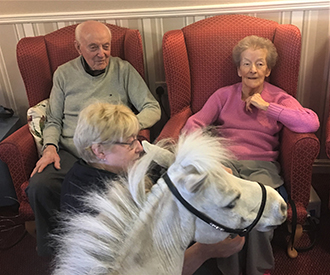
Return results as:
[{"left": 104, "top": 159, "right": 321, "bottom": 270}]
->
[{"left": 280, "top": 203, "right": 287, "bottom": 216}]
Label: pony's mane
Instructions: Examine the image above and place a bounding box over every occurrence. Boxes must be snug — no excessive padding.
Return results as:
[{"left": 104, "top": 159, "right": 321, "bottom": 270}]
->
[
  {"left": 53, "top": 177, "right": 140, "bottom": 274},
  {"left": 174, "top": 129, "right": 232, "bottom": 174},
  {"left": 53, "top": 130, "right": 231, "bottom": 274}
]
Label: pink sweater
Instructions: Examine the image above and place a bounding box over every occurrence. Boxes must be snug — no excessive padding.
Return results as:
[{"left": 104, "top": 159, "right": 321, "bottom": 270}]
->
[{"left": 182, "top": 82, "right": 320, "bottom": 161}]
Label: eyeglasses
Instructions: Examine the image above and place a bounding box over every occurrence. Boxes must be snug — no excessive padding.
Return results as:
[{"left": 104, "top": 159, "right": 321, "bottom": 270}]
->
[{"left": 113, "top": 138, "right": 141, "bottom": 151}]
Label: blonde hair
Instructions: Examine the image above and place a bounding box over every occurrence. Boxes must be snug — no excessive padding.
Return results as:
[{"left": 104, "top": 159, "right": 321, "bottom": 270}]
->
[
  {"left": 232, "top": 35, "right": 278, "bottom": 70},
  {"left": 74, "top": 102, "right": 140, "bottom": 163}
]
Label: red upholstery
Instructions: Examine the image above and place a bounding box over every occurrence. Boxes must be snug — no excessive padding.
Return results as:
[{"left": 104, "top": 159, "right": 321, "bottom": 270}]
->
[
  {"left": 158, "top": 14, "right": 320, "bottom": 225},
  {"left": 326, "top": 116, "right": 330, "bottom": 159},
  {"left": 326, "top": 77, "right": 330, "bottom": 209},
  {"left": 0, "top": 23, "right": 147, "bottom": 221},
  {"left": 326, "top": 97, "right": 330, "bottom": 160}
]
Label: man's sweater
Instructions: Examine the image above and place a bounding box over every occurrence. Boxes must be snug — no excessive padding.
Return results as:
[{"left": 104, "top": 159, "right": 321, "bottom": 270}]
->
[{"left": 43, "top": 56, "right": 160, "bottom": 157}]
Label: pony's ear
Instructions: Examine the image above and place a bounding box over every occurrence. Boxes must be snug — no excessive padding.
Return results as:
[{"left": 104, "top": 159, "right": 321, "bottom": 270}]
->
[
  {"left": 142, "top": 140, "right": 175, "bottom": 168},
  {"left": 181, "top": 165, "right": 207, "bottom": 193},
  {"left": 183, "top": 172, "right": 207, "bottom": 193}
]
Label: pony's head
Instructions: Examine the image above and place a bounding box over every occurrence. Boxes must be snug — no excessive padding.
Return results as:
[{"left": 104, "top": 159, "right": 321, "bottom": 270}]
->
[{"left": 142, "top": 130, "right": 287, "bottom": 244}]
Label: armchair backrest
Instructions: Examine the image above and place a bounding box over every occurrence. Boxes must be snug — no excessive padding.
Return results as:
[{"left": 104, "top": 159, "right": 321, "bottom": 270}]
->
[
  {"left": 162, "top": 14, "right": 301, "bottom": 116},
  {"left": 17, "top": 23, "right": 145, "bottom": 107}
]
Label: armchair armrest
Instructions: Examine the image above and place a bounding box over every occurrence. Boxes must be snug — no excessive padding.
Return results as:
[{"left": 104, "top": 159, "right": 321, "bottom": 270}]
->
[
  {"left": 138, "top": 129, "right": 150, "bottom": 142},
  {"left": 279, "top": 127, "right": 319, "bottom": 223},
  {"left": 0, "top": 124, "right": 38, "bottom": 205},
  {"left": 157, "top": 106, "right": 192, "bottom": 141},
  {"left": 326, "top": 115, "right": 330, "bottom": 158}
]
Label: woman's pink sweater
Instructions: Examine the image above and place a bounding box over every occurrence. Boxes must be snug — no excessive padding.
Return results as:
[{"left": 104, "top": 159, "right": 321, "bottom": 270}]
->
[{"left": 182, "top": 82, "right": 320, "bottom": 161}]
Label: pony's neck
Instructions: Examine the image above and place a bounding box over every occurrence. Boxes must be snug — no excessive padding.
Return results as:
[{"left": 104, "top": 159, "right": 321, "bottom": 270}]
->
[
  {"left": 120, "top": 179, "right": 196, "bottom": 274},
  {"left": 151, "top": 179, "right": 196, "bottom": 269}
]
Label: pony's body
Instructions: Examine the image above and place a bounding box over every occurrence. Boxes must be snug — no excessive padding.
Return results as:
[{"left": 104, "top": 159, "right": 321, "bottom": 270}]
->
[{"left": 53, "top": 131, "right": 287, "bottom": 275}]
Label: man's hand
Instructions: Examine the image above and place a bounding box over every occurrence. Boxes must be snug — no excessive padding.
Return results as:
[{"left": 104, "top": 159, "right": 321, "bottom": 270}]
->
[
  {"left": 245, "top": 93, "right": 269, "bottom": 112},
  {"left": 30, "top": 145, "right": 61, "bottom": 177}
]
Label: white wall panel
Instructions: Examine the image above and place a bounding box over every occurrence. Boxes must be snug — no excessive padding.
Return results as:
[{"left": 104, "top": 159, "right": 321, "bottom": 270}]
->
[{"left": 22, "top": 23, "right": 35, "bottom": 37}]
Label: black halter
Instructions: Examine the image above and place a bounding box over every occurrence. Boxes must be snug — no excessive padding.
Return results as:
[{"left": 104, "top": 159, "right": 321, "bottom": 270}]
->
[{"left": 162, "top": 172, "right": 267, "bottom": 237}]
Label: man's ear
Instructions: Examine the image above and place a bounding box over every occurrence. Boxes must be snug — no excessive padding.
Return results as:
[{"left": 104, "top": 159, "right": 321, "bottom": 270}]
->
[{"left": 74, "top": 40, "right": 81, "bottom": 55}]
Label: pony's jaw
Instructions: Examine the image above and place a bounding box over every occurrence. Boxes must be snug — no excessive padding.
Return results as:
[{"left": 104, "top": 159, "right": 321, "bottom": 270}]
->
[
  {"left": 255, "top": 185, "right": 287, "bottom": 231},
  {"left": 234, "top": 177, "right": 287, "bottom": 231},
  {"left": 194, "top": 221, "right": 230, "bottom": 243}
]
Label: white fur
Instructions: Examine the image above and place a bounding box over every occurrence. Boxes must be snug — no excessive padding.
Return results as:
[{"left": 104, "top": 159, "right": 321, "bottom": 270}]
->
[{"left": 53, "top": 130, "right": 287, "bottom": 275}]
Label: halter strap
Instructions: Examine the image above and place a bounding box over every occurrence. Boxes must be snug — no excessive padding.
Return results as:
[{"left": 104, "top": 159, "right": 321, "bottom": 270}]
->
[{"left": 162, "top": 172, "right": 267, "bottom": 237}]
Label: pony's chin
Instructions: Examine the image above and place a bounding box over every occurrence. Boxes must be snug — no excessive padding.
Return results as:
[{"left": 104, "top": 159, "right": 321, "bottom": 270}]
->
[{"left": 256, "top": 225, "right": 279, "bottom": 232}]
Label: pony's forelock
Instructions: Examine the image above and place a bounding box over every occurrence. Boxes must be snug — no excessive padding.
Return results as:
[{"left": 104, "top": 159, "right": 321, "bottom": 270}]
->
[{"left": 175, "top": 129, "right": 231, "bottom": 174}]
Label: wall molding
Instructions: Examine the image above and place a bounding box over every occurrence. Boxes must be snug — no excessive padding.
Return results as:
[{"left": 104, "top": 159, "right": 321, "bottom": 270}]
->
[{"left": 0, "top": 1, "right": 328, "bottom": 24}]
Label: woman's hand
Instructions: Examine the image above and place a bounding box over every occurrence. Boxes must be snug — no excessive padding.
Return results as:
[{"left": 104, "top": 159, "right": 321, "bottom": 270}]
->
[
  {"left": 245, "top": 93, "right": 269, "bottom": 112},
  {"left": 30, "top": 145, "right": 61, "bottom": 177},
  {"left": 182, "top": 236, "right": 245, "bottom": 275},
  {"left": 198, "top": 235, "right": 245, "bottom": 259}
]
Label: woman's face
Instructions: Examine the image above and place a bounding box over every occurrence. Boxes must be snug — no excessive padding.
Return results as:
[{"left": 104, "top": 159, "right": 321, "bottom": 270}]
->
[
  {"left": 102, "top": 136, "right": 143, "bottom": 174},
  {"left": 237, "top": 48, "right": 271, "bottom": 94}
]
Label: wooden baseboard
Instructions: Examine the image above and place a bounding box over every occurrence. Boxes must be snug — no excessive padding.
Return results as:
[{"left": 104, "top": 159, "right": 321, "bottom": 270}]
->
[{"left": 313, "top": 159, "right": 330, "bottom": 174}]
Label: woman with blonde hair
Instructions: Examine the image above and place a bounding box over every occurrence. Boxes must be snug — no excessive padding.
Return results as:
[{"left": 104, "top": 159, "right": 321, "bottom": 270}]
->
[{"left": 61, "top": 102, "right": 143, "bottom": 214}]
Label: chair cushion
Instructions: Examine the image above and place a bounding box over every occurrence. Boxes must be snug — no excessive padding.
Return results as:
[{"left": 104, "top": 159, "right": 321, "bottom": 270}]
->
[{"left": 27, "top": 99, "right": 48, "bottom": 157}]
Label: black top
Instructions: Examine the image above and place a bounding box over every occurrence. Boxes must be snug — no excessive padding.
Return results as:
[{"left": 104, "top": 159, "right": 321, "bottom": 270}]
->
[
  {"left": 61, "top": 159, "right": 117, "bottom": 214},
  {"left": 61, "top": 158, "right": 166, "bottom": 214},
  {"left": 81, "top": 56, "right": 106, "bottom": 77}
]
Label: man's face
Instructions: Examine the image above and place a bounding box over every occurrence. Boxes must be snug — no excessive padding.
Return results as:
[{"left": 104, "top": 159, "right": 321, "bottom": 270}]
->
[{"left": 75, "top": 26, "right": 111, "bottom": 71}]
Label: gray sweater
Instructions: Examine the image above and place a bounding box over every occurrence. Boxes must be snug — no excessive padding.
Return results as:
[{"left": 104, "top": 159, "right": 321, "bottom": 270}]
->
[{"left": 43, "top": 56, "right": 161, "bottom": 157}]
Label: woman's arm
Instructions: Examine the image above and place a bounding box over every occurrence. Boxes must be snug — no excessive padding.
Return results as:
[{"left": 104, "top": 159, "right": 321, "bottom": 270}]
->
[
  {"left": 246, "top": 92, "right": 320, "bottom": 133},
  {"left": 182, "top": 90, "right": 224, "bottom": 133}
]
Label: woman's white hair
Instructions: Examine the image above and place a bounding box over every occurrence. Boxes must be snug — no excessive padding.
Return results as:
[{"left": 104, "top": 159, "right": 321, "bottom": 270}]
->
[
  {"left": 73, "top": 102, "right": 140, "bottom": 163},
  {"left": 232, "top": 35, "right": 278, "bottom": 70}
]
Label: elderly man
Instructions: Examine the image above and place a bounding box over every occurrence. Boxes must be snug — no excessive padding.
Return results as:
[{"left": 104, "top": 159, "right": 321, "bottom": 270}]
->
[{"left": 25, "top": 20, "right": 161, "bottom": 256}]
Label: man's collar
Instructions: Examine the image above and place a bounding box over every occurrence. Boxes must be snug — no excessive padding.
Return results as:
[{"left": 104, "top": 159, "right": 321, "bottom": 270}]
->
[{"left": 81, "top": 56, "right": 106, "bottom": 77}]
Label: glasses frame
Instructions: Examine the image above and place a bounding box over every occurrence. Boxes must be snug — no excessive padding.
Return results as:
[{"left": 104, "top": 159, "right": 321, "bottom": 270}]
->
[{"left": 113, "top": 138, "right": 140, "bottom": 150}]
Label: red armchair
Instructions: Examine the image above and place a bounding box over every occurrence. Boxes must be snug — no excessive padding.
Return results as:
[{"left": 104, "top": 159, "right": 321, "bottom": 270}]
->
[
  {"left": 326, "top": 115, "right": 330, "bottom": 160},
  {"left": 326, "top": 84, "right": 330, "bottom": 210},
  {"left": 0, "top": 23, "right": 148, "bottom": 231},
  {"left": 158, "top": 14, "right": 320, "bottom": 258}
]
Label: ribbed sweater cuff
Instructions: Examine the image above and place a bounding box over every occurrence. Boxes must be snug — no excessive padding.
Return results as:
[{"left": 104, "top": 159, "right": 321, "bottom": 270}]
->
[{"left": 266, "top": 103, "right": 284, "bottom": 120}]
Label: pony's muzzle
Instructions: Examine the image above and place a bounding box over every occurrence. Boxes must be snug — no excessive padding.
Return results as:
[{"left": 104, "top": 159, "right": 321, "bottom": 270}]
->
[{"left": 277, "top": 201, "right": 288, "bottom": 223}]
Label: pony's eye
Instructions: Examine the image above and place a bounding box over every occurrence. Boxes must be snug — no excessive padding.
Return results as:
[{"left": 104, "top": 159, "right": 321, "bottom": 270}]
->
[
  {"left": 225, "top": 194, "right": 240, "bottom": 209},
  {"left": 225, "top": 202, "right": 236, "bottom": 209}
]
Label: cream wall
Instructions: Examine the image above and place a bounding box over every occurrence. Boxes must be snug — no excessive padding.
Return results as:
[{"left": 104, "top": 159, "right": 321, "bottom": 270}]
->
[
  {"left": 0, "top": 0, "right": 329, "bottom": 160},
  {"left": 0, "top": 0, "right": 307, "bottom": 15}
]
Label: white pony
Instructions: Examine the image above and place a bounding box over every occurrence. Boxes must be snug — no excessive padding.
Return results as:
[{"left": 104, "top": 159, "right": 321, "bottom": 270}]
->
[{"left": 53, "top": 131, "right": 287, "bottom": 275}]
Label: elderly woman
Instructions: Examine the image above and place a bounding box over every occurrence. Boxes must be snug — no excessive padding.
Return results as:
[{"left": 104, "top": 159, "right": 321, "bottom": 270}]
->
[
  {"left": 182, "top": 35, "right": 319, "bottom": 275},
  {"left": 61, "top": 102, "right": 143, "bottom": 214}
]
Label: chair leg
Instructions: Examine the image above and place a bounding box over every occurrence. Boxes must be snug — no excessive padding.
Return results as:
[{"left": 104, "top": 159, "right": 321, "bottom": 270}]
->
[
  {"left": 25, "top": 220, "right": 36, "bottom": 238},
  {"left": 287, "top": 223, "right": 303, "bottom": 258}
]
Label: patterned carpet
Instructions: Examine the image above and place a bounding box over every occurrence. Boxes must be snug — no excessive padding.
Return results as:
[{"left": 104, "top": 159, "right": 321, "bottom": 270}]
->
[{"left": 0, "top": 173, "right": 329, "bottom": 275}]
